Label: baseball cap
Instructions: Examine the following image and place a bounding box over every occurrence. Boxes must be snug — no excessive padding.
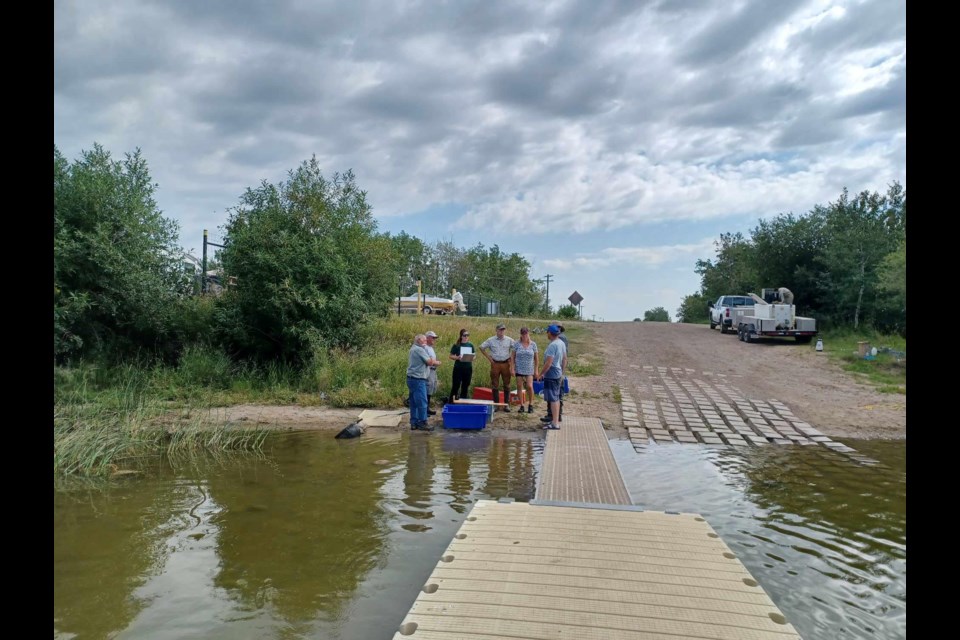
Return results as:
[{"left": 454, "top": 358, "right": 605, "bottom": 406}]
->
[
  {"left": 496, "top": 323, "right": 506, "bottom": 330},
  {"left": 425, "top": 331, "right": 438, "bottom": 338},
  {"left": 547, "top": 325, "right": 560, "bottom": 335}
]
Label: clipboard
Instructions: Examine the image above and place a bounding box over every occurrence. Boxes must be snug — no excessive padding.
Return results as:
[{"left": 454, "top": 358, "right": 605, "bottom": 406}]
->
[{"left": 459, "top": 346, "right": 475, "bottom": 362}]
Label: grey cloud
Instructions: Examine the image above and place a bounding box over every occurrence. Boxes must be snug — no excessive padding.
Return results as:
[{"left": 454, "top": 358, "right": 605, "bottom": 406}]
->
[
  {"left": 679, "top": 78, "right": 810, "bottom": 128},
  {"left": 773, "top": 110, "right": 844, "bottom": 148},
  {"left": 836, "top": 67, "right": 905, "bottom": 120},
  {"left": 680, "top": 0, "right": 807, "bottom": 66},
  {"left": 485, "top": 38, "right": 625, "bottom": 117},
  {"left": 54, "top": 2, "right": 182, "bottom": 93},
  {"left": 789, "top": 0, "right": 905, "bottom": 58}
]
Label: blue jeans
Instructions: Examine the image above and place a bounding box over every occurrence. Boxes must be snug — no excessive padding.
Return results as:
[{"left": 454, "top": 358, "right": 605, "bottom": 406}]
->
[{"left": 407, "top": 376, "right": 428, "bottom": 425}]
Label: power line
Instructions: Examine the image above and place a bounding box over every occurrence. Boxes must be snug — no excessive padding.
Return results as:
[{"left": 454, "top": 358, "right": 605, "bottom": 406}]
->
[{"left": 543, "top": 274, "right": 553, "bottom": 313}]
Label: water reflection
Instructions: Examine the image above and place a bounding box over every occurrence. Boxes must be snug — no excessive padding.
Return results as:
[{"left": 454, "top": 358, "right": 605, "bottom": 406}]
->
[
  {"left": 54, "top": 430, "right": 543, "bottom": 640},
  {"left": 612, "top": 438, "right": 906, "bottom": 640},
  {"left": 55, "top": 432, "right": 904, "bottom": 640}
]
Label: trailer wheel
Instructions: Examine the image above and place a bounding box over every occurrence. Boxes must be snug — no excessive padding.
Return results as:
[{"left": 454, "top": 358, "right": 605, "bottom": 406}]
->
[
  {"left": 795, "top": 335, "right": 813, "bottom": 344},
  {"left": 737, "top": 327, "right": 745, "bottom": 342},
  {"left": 744, "top": 325, "right": 755, "bottom": 343},
  {"left": 422, "top": 305, "right": 433, "bottom": 315}
]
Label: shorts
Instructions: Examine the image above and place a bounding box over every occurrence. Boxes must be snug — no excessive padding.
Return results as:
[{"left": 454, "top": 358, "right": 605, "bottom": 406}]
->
[{"left": 543, "top": 377, "right": 561, "bottom": 403}]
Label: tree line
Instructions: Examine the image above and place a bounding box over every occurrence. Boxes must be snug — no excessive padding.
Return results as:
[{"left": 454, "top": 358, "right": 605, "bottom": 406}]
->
[
  {"left": 675, "top": 183, "right": 905, "bottom": 336},
  {"left": 54, "top": 145, "right": 552, "bottom": 366}
]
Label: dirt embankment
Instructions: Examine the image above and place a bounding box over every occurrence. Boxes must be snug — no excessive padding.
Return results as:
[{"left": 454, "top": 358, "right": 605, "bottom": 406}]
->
[{"left": 207, "top": 322, "right": 905, "bottom": 441}]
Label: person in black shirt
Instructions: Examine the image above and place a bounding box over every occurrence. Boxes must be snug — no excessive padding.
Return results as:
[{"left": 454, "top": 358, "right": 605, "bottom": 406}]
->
[{"left": 448, "top": 328, "right": 475, "bottom": 401}]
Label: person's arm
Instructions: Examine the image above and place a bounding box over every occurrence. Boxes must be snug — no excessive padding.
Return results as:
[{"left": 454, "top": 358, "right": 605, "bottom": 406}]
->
[
  {"left": 538, "top": 354, "right": 554, "bottom": 381},
  {"left": 534, "top": 350, "right": 539, "bottom": 376},
  {"left": 418, "top": 346, "right": 438, "bottom": 368},
  {"left": 449, "top": 344, "right": 461, "bottom": 362},
  {"left": 561, "top": 352, "right": 567, "bottom": 377},
  {"left": 480, "top": 340, "right": 494, "bottom": 363},
  {"left": 510, "top": 345, "right": 517, "bottom": 374}
]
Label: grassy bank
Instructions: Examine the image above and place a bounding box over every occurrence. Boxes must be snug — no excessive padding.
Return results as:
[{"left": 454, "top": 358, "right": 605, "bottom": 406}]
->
[
  {"left": 816, "top": 329, "right": 906, "bottom": 394},
  {"left": 54, "top": 366, "right": 268, "bottom": 477},
  {"left": 54, "top": 314, "right": 589, "bottom": 476}
]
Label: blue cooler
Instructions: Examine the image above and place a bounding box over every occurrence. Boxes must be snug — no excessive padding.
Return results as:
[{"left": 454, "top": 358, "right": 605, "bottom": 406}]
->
[
  {"left": 442, "top": 404, "right": 492, "bottom": 429},
  {"left": 533, "top": 377, "right": 568, "bottom": 396}
]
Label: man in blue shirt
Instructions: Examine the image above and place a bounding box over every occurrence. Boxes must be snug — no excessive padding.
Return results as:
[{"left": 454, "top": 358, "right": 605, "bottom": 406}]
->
[
  {"left": 407, "top": 334, "right": 440, "bottom": 431},
  {"left": 536, "top": 325, "right": 567, "bottom": 430},
  {"left": 543, "top": 321, "right": 570, "bottom": 421}
]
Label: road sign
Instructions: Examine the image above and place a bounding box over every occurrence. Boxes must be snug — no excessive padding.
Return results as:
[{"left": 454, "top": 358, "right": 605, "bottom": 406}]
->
[{"left": 568, "top": 291, "right": 584, "bottom": 306}]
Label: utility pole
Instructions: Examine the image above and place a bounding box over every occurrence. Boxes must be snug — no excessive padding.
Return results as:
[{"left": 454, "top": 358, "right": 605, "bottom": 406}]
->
[
  {"left": 202, "top": 229, "right": 226, "bottom": 295},
  {"left": 543, "top": 274, "right": 553, "bottom": 314}
]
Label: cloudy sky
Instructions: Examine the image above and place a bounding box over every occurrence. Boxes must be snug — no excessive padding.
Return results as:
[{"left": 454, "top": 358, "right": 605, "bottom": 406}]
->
[{"left": 54, "top": 0, "right": 905, "bottom": 322}]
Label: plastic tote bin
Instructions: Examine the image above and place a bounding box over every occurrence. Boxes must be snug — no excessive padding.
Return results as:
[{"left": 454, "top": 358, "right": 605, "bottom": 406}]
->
[
  {"left": 533, "top": 377, "right": 569, "bottom": 396},
  {"left": 442, "top": 404, "right": 492, "bottom": 430}
]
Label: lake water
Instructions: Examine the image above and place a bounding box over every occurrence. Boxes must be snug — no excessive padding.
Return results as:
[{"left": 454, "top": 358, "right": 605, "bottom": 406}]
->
[{"left": 54, "top": 430, "right": 905, "bottom": 639}]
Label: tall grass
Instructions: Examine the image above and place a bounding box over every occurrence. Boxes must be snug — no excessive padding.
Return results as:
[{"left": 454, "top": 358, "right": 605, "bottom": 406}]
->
[
  {"left": 54, "top": 361, "right": 268, "bottom": 477},
  {"left": 54, "top": 314, "right": 595, "bottom": 476}
]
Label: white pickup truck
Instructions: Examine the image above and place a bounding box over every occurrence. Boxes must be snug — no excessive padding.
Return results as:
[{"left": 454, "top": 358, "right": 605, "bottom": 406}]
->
[{"left": 708, "top": 295, "right": 756, "bottom": 334}]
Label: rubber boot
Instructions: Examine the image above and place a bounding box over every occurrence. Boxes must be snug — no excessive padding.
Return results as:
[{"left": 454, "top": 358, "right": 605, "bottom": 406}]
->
[{"left": 427, "top": 395, "right": 436, "bottom": 416}]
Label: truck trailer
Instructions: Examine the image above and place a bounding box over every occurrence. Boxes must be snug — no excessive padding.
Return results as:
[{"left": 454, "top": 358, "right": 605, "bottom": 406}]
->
[{"left": 737, "top": 288, "right": 817, "bottom": 344}]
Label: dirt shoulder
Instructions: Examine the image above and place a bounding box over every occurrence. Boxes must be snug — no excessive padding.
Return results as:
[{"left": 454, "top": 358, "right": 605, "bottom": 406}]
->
[{"left": 207, "top": 322, "right": 905, "bottom": 441}]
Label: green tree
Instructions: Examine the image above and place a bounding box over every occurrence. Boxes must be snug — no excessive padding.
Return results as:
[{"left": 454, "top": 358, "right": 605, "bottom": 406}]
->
[
  {"left": 455, "top": 243, "right": 542, "bottom": 315},
  {"left": 556, "top": 304, "right": 579, "bottom": 320},
  {"left": 749, "top": 213, "right": 826, "bottom": 315},
  {"left": 694, "top": 232, "right": 758, "bottom": 303},
  {"left": 54, "top": 144, "right": 190, "bottom": 362},
  {"left": 676, "top": 293, "right": 710, "bottom": 324},
  {"left": 216, "top": 160, "right": 395, "bottom": 362},
  {"left": 643, "top": 307, "right": 671, "bottom": 322},
  {"left": 875, "top": 239, "right": 906, "bottom": 335},
  {"left": 815, "top": 183, "right": 905, "bottom": 329},
  {"left": 387, "top": 231, "right": 428, "bottom": 296}
]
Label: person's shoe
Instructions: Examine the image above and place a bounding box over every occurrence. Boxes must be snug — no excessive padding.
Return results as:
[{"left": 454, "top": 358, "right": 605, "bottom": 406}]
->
[
  {"left": 503, "top": 405, "right": 511, "bottom": 413},
  {"left": 542, "top": 423, "right": 560, "bottom": 430},
  {"left": 540, "top": 415, "right": 552, "bottom": 423},
  {"left": 527, "top": 405, "right": 534, "bottom": 414},
  {"left": 427, "top": 409, "right": 437, "bottom": 416}
]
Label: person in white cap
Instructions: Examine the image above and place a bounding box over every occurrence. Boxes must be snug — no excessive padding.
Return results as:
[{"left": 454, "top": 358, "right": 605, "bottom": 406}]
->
[
  {"left": 480, "top": 323, "right": 515, "bottom": 411},
  {"left": 407, "top": 334, "right": 440, "bottom": 431},
  {"left": 424, "top": 330, "right": 441, "bottom": 415}
]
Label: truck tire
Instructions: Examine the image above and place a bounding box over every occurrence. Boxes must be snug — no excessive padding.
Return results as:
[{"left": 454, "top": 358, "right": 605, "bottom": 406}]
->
[
  {"left": 737, "top": 326, "right": 745, "bottom": 342},
  {"left": 720, "top": 324, "right": 728, "bottom": 334},
  {"left": 744, "top": 325, "right": 755, "bottom": 343},
  {"left": 709, "top": 320, "right": 717, "bottom": 330}
]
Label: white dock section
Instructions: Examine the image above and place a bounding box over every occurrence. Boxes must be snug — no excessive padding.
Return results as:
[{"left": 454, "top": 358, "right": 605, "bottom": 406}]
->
[{"left": 394, "top": 500, "right": 801, "bottom": 639}]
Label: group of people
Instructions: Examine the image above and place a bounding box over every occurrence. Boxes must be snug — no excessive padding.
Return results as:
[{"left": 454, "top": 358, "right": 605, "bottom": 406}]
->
[{"left": 406, "top": 322, "right": 569, "bottom": 432}]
